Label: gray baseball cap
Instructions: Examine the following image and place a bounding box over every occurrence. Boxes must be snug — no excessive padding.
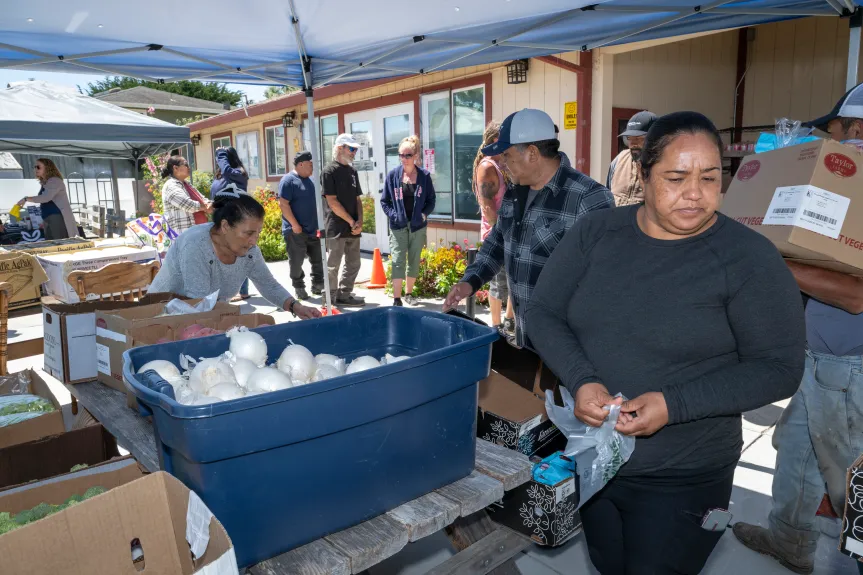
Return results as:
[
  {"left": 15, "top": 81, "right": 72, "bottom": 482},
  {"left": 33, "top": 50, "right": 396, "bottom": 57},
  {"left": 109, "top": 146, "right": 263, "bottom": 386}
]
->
[{"left": 620, "top": 111, "right": 658, "bottom": 137}]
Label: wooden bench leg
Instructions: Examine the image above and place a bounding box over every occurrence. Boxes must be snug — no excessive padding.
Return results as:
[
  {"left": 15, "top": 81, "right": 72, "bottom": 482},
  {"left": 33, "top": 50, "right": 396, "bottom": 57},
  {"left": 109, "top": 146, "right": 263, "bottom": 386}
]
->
[
  {"left": 71, "top": 396, "right": 79, "bottom": 415},
  {"left": 445, "top": 512, "right": 524, "bottom": 574}
]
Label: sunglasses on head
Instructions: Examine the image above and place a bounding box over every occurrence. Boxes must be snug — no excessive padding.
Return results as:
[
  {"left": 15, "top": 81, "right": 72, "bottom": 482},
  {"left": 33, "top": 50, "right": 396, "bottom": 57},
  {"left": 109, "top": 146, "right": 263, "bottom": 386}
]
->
[{"left": 398, "top": 153, "right": 414, "bottom": 159}]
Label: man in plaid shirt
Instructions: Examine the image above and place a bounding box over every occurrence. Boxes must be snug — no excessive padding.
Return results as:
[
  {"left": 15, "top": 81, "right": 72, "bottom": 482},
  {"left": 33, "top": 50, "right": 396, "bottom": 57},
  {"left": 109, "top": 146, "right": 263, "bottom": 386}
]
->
[{"left": 445, "top": 109, "right": 614, "bottom": 349}]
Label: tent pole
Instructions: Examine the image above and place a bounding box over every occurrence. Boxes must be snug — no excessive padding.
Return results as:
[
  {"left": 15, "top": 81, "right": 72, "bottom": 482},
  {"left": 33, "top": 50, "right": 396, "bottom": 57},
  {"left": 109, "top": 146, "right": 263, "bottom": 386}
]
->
[
  {"left": 848, "top": 8, "right": 862, "bottom": 91},
  {"left": 109, "top": 159, "right": 121, "bottom": 216},
  {"left": 306, "top": 89, "right": 332, "bottom": 313}
]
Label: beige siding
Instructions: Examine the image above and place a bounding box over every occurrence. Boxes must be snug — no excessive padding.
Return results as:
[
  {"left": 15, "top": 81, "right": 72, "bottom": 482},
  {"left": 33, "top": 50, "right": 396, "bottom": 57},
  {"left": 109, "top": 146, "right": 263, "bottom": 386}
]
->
[
  {"left": 427, "top": 225, "right": 481, "bottom": 248},
  {"left": 742, "top": 18, "right": 860, "bottom": 127},
  {"left": 491, "top": 58, "right": 579, "bottom": 161},
  {"left": 612, "top": 31, "right": 739, "bottom": 129}
]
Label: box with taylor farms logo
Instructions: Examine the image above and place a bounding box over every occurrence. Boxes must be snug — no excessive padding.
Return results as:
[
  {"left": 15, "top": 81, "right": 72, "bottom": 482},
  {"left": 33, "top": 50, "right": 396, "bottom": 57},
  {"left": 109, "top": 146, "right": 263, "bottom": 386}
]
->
[{"left": 721, "top": 139, "right": 863, "bottom": 274}]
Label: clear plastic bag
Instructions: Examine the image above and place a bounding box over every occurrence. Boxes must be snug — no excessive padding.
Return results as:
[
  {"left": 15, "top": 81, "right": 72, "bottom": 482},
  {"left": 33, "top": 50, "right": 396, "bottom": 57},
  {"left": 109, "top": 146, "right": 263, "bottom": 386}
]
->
[
  {"left": 545, "top": 387, "right": 635, "bottom": 508},
  {"left": 163, "top": 290, "right": 219, "bottom": 316},
  {"left": 0, "top": 371, "right": 31, "bottom": 396},
  {"left": 0, "top": 394, "right": 55, "bottom": 427},
  {"left": 755, "top": 118, "right": 819, "bottom": 153}
]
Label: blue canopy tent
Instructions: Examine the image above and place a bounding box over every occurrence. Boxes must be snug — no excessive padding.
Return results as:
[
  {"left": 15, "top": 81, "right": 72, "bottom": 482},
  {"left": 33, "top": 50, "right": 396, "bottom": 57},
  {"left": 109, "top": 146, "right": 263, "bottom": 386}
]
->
[{"left": 1, "top": 0, "right": 858, "bottom": 309}]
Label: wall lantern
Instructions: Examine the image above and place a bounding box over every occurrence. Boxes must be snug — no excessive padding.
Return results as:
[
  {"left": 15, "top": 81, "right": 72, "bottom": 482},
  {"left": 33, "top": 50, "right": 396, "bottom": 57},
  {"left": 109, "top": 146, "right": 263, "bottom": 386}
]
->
[
  {"left": 506, "top": 59, "right": 529, "bottom": 85},
  {"left": 282, "top": 110, "right": 296, "bottom": 130}
]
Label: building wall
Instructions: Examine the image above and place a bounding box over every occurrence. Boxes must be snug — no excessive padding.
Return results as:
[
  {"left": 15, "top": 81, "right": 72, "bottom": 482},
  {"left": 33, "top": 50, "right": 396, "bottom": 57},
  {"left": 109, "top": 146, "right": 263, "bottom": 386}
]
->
[
  {"left": 612, "top": 30, "right": 739, "bottom": 130},
  {"left": 741, "top": 17, "right": 862, "bottom": 127}
]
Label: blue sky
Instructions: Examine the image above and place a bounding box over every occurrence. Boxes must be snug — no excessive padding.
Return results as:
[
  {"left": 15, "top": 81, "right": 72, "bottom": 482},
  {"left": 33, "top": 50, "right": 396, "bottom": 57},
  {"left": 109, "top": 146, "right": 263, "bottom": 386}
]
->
[{"left": 0, "top": 69, "right": 269, "bottom": 103}]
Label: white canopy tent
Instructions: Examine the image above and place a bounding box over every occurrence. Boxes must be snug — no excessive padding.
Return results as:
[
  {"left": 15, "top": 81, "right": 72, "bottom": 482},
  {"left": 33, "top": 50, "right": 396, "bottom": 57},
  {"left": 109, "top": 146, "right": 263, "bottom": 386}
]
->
[{"left": 2, "top": 0, "right": 858, "bottom": 310}]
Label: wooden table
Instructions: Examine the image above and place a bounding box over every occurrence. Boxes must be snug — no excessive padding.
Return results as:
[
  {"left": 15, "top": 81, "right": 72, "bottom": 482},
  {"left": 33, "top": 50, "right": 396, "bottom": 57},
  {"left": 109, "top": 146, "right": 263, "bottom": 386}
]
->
[{"left": 68, "top": 380, "right": 537, "bottom": 575}]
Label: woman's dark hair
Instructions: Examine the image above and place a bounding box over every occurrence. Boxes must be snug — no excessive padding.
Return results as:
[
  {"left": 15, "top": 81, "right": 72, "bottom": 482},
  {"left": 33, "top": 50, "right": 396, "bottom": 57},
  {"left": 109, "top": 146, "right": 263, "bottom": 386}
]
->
[
  {"left": 214, "top": 147, "right": 246, "bottom": 179},
  {"left": 161, "top": 156, "right": 187, "bottom": 179},
  {"left": 212, "top": 192, "right": 264, "bottom": 229},
  {"left": 639, "top": 111, "right": 723, "bottom": 181},
  {"left": 515, "top": 139, "right": 561, "bottom": 159}
]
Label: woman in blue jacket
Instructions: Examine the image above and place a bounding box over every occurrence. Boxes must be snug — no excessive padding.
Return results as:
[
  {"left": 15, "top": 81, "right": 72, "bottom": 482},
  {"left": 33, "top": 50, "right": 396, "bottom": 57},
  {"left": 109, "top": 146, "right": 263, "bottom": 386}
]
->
[
  {"left": 380, "top": 135, "right": 436, "bottom": 306},
  {"left": 211, "top": 146, "right": 253, "bottom": 300}
]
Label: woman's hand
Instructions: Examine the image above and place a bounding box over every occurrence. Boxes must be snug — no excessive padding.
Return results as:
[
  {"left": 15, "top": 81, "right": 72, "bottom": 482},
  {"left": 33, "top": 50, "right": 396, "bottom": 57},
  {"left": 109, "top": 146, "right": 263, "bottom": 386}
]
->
[
  {"left": 574, "top": 383, "right": 622, "bottom": 427},
  {"left": 615, "top": 392, "right": 669, "bottom": 437},
  {"left": 17, "top": 198, "right": 27, "bottom": 207},
  {"left": 293, "top": 302, "right": 322, "bottom": 320}
]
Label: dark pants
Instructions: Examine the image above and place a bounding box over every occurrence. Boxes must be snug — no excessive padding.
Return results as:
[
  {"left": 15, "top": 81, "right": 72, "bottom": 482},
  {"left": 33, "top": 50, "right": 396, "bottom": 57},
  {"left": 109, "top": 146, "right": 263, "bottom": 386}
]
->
[
  {"left": 239, "top": 278, "right": 250, "bottom": 296},
  {"left": 580, "top": 468, "right": 734, "bottom": 575},
  {"left": 284, "top": 230, "right": 324, "bottom": 291},
  {"left": 42, "top": 213, "right": 69, "bottom": 240}
]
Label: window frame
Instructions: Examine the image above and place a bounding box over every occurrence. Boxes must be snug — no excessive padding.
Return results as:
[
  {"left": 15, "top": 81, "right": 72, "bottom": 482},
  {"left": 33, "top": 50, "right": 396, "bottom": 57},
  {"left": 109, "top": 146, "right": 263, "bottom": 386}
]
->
[
  {"left": 211, "top": 133, "right": 232, "bottom": 170},
  {"left": 264, "top": 123, "right": 288, "bottom": 180},
  {"left": 236, "top": 130, "right": 262, "bottom": 179},
  {"left": 452, "top": 84, "right": 486, "bottom": 223}
]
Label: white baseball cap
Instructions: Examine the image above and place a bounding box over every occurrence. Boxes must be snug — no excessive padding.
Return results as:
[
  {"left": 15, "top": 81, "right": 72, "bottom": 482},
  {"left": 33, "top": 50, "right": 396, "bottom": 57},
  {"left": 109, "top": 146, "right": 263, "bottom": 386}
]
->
[
  {"left": 481, "top": 109, "right": 557, "bottom": 155},
  {"left": 335, "top": 133, "right": 361, "bottom": 148},
  {"left": 806, "top": 82, "right": 863, "bottom": 128}
]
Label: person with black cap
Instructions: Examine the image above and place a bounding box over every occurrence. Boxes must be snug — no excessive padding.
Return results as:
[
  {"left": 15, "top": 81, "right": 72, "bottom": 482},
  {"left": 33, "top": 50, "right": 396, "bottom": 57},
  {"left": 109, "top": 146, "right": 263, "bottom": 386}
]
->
[
  {"left": 278, "top": 150, "right": 324, "bottom": 301},
  {"left": 733, "top": 84, "right": 863, "bottom": 575},
  {"left": 443, "top": 108, "right": 613, "bottom": 348},
  {"left": 606, "top": 111, "right": 657, "bottom": 206}
]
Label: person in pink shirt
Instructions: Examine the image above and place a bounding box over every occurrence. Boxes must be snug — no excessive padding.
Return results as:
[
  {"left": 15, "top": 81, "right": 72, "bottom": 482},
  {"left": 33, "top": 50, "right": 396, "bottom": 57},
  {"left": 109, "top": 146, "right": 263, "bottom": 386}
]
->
[{"left": 473, "top": 121, "right": 515, "bottom": 336}]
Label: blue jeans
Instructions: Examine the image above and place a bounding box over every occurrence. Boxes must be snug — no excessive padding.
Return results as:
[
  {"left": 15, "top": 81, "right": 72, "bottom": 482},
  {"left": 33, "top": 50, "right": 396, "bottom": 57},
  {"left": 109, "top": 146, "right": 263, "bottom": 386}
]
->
[
  {"left": 769, "top": 349, "right": 863, "bottom": 561},
  {"left": 239, "top": 278, "right": 249, "bottom": 297}
]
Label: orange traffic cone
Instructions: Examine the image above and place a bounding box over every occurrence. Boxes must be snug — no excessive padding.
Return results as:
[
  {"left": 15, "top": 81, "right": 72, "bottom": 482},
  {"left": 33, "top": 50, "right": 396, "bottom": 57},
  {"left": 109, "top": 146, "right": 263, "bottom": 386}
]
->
[{"left": 367, "top": 247, "right": 387, "bottom": 289}]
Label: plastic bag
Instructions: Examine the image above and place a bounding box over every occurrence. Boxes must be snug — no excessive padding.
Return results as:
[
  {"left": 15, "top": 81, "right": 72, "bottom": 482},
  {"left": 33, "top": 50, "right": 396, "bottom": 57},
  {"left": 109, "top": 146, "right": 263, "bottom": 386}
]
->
[
  {"left": 545, "top": 387, "right": 635, "bottom": 508},
  {"left": 163, "top": 290, "right": 219, "bottom": 316},
  {"left": 754, "top": 118, "right": 819, "bottom": 153},
  {"left": 0, "top": 394, "right": 55, "bottom": 427},
  {"left": 0, "top": 371, "right": 31, "bottom": 396}
]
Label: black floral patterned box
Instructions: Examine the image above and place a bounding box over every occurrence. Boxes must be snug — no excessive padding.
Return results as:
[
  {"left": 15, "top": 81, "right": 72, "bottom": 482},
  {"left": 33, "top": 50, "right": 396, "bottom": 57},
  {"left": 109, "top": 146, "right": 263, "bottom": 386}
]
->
[
  {"left": 477, "top": 371, "right": 563, "bottom": 457},
  {"left": 487, "top": 457, "right": 581, "bottom": 547},
  {"left": 840, "top": 453, "right": 863, "bottom": 561}
]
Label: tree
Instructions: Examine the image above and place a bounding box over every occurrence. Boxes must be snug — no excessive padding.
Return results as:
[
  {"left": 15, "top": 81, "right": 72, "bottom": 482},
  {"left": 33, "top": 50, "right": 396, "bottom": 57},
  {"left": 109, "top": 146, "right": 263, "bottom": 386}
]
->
[
  {"left": 85, "top": 76, "right": 244, "bottom": 107},
  {"left": 263, "top": 85, "right": 296, "bottom": 100}
]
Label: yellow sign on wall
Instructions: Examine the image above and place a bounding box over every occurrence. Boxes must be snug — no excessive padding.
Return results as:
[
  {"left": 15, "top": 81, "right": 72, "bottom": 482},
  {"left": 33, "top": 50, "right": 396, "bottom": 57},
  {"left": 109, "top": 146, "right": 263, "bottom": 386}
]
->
[{"left": 563, "top": 102, "right": 578, "bottom": 130}]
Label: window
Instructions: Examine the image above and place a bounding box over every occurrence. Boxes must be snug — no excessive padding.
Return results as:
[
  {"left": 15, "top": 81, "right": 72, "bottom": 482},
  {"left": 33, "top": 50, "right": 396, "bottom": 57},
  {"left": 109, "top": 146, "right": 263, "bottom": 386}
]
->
[
  {"left": 303, "top": 114, "right": 339, "bottom": 172},
  {"left": 420, "top": 85, "right": 485, "bottom": 221},
  {"left": 236, "top": 131, "right": 261, "bottom": 179},
  {"left": 265, "top": 126, "right": 287, "bottom": 177},
  {"left": 212, "top": 135, "right": 231, "bottom": 169}
]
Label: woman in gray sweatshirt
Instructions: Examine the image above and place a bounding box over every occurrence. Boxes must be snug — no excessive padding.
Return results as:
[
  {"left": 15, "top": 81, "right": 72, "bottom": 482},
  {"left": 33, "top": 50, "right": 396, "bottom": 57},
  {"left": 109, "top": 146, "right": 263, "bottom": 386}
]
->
[
  {"left": 525, "top": 112, "right": 805, "bottom": 574},
  {"left": 150, "top": 191, "right": 320, "bottom": 320}
]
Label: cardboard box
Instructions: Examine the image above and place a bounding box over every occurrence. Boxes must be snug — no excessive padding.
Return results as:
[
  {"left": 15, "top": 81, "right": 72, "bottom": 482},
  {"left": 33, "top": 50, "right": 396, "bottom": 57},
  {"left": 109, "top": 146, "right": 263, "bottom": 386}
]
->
[
  {"left": 0, "top": 424, "right": 120, "bottom": 490},
  {"left": 127, "top": 313, "right": 276, "bottom": 347},
  {"left": 38, "top": 245, "right": 159, "bottom": 303},
  {"left": 489, "top": 337, "right": 559, "bottom": 396},
  {"left": 96, "top": 300, "right": 239, "bottom": 394},
  {"left": 42, "top": 293, "right": 184, "bottom": 385},
  {"left": 0, "top": 237, "right": 95, "bottom": 256},
  {"left": 478, "top": 371, "right": 563, "bottom": 457},
  {"left": 0, "top": 251, "right": 48, "bottom": 310},
  {"left": 0, "top": 470, "right": 237, "bottom": 574},
  {"left": 0, "top": 369, "right": 64, "bottom": 449},
  {"left": 487, "top": 455, "right": 581, "bottom": 547},
  {"left": 0, "top": 455, "right": 145, "bottom": 501},
  {"left": 722, "top": 139, "right": 863, "bottom": 274},
  {"left": 840, "top": 453, "right": 863, "bottom": 561}
]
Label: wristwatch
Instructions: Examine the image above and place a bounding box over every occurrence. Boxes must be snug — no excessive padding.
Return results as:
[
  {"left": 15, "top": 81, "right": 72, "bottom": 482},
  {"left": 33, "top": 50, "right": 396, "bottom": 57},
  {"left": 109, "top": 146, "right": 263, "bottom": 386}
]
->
[{"left": 288, "top": 299, "right": 298, "bottom": 317}]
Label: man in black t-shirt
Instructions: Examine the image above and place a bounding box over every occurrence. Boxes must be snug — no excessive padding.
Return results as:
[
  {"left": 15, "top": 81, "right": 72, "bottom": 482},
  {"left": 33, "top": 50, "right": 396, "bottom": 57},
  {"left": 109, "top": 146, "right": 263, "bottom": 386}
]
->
[{"left": 321, "top": 133, "right": 365, "bottom": 306}]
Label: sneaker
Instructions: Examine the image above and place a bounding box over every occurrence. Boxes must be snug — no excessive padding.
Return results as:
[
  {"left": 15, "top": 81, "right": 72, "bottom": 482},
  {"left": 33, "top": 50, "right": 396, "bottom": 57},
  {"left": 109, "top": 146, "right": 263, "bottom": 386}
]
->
[
  {"left": 311, "top": 285, "right": 323, "bottom": 296},
  {"left": 403, "top": 294, "right": 418, "bottom": 306},
  {"left": 295, "top": 287, "right": 310, "bottom": 300},
  {"left": 336, "top": 293, "right": 366, "bottom": 307},
  {"left": 732, "top": 523, "right": 814, "bottom": 575},
  {"left": 393, "top": 298, "right": 403, "bottom": 307},
  {"left": 503, "top": 317, "right": 515, "bottom": 334}
]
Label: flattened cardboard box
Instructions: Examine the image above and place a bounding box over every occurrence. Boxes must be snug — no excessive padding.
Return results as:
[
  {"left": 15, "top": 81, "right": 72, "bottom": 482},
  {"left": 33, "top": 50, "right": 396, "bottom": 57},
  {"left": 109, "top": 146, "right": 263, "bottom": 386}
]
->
[
  {"left": 478, "top": 371, "right": 562, "bottom": 457},
  {"left": 0, "top": 237, "right": 95, "bottom": 256},
  {"left": 0, "top": 471, "right": 237, "bottom": 575},
  {"left": 722, "top": 139, "right": 863, "bottom": 274},
  {"left": 43, "top": 293, "right": 185, "bottom": 385},
  {"left": 0, "top": 368, "right": 64, "bottom": 449},
  {"left": 96, "top": 300, "right": 239, "bottom": 394},
  {"left": 0, "top": 424, "right": 120, "bottom": 490},
  {"left": 0, "top": 250, "right": 48, "bottom": 310},
  {"left": 840, "top": 452, "right": 863, "bottom": 561},
  {"left": 487, "top": 457, "right": 581, "bottom": 547},
  {"left": 38, "top": 245, "right": 159, "bottom": 303}
]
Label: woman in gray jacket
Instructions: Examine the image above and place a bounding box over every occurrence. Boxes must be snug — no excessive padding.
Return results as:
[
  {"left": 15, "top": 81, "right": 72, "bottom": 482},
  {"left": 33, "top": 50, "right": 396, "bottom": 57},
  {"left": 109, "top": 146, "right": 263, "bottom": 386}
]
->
[{"left": 18, "top": 158, "right": 78, "bottom": 239}]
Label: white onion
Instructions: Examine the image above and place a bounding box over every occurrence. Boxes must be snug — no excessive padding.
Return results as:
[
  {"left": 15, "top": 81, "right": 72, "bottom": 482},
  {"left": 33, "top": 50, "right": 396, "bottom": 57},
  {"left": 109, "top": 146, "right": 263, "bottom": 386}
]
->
[
  {"left": 226, "top": 326, "right": 268, "bottom": 367},
  {"left": 315, "top": 354, "right": 346, "bottom": 374},
  {"left": 247, "top": 366, "right": 294, "bottom": 393},
  {"left": 382, "top": 354, "right": 410, "bottom": 365},
  {"left": 207, "top": 382, "right": 245, "bottom": 401},
  {"left": 229, "top": 358, "right": 258, "bottom": 388},
  {"left": 188, "top": 358, "right": 237, "bottom": 394},
  {"left": 174, "top": 384, "right": 196, "bottom": 405},
  {"left": 346, "top": 355, "right": 381, "bottom": 374},
  {"left": 138, "top": 360, "right": 181, "bottom": 380},
  {"left": 278, "top": 344, "right": 316, "bottom": 382},
  {"left": 312, "top": 364, "right": 342, "bottom": 382}
]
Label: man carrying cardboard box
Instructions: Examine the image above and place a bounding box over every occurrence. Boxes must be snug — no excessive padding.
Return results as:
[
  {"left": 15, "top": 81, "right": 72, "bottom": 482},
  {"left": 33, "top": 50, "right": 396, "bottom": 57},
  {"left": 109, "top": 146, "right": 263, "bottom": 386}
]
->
[{"left": 734, "top": 84, "right": 863, "bottom": 575}]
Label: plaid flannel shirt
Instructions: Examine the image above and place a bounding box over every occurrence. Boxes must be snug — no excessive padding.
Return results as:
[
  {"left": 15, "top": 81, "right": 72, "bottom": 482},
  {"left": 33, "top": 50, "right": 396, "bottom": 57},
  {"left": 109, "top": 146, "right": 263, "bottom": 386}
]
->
[
  {"left": 462, "top": 153, "right": 614, "bottom": 348},
  {"left": 162, "top": 177, "right": 202, "bottom": 235}
]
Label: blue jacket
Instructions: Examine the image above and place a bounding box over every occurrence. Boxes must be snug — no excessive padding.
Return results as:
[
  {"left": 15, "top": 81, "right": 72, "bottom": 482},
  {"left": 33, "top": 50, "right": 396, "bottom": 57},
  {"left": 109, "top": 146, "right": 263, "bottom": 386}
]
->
[
  {"left": 380, "top": 166, "right": 436, "bottom": 232},
  {"left": 210, "top": 149, "right": 249, "bottom": 196}
]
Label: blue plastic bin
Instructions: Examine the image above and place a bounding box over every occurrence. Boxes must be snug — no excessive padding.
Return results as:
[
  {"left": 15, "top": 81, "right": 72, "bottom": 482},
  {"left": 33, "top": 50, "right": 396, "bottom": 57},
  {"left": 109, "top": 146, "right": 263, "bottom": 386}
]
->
[{"left": 123, "top": 307, "right": 498, "bottom": 567}]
